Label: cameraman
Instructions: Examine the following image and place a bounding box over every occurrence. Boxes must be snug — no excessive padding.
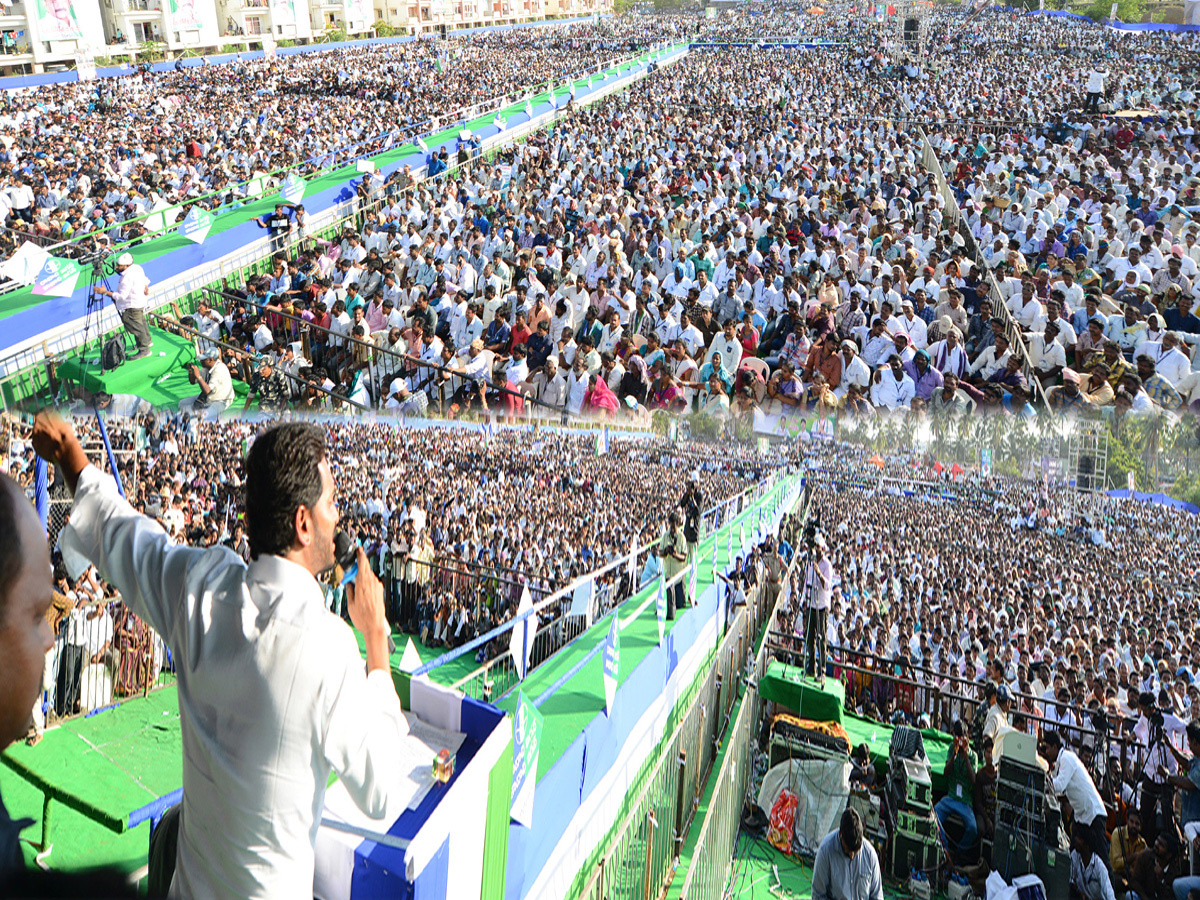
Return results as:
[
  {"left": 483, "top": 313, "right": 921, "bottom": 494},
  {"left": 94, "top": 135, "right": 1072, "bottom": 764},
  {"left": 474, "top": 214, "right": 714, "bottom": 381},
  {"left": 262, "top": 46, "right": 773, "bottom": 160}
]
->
[
  {"left": 1135, "top": 690, "right": 1189, "bottom": 842},
  {"left": 803, "top": 535, "right": 832, "bottom": 681},
  {"left": 680, "top": 473, "right": 702, "bottom": 566},
  {"left": 1162, "top": 722, "right": 1200, "bottom": 849},
  {"left": 659, "top": 510, "right": 688, "bottom": 620},
  {"left": 179, "top": 349, "right": 235, "bottom": 418}
]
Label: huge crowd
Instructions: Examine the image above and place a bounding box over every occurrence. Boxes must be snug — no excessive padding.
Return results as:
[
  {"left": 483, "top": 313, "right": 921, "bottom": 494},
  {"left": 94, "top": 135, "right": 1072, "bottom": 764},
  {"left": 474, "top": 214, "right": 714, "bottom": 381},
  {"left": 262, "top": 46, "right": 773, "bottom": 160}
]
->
[
  {"left": 0, "top": 18, "right": 682, "bottom": 257},
  {"left": 141, "top": 6, "right": 1200, "bottom": 428},
  {"left": 790, "top": 444, "right": 1200, "bottom": 899}
]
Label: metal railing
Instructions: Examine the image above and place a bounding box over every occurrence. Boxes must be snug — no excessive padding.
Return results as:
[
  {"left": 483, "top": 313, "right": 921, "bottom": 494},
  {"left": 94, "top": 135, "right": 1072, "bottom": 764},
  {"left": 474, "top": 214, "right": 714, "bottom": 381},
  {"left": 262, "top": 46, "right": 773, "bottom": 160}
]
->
[
  {"left": 673, "top": 484, "right": 813, "bottom": 900},
  {"left": 574, "top": 482, "right": 810, "bottom": 900},
  {"left": 757, "top": 635, "right": 1144, "bottom": 805},
  {"left": 30, "top": 439, "right": 181, "bottom": 728},
  {"left": 422, "top": 469, "right": 792, "bottom": 701},
  {"left": 44, "top": 595, "right": 174, "bottom": 722},
  {"left": 577, "top": 574, "right": 761, "bottom": 900}
]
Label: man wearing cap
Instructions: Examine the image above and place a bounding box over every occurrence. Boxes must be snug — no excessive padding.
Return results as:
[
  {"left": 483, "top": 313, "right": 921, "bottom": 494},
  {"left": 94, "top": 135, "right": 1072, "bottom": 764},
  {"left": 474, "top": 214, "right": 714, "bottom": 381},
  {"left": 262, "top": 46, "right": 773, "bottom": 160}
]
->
[
  {"left": 1047, "top": 368, "right": 1089, "bottom": 414},
  {"left": 244, "top": 356, "right": 290, "bottom": 414},
  {"left": 95, "top": 251, "right": 153, "bottom": 359},
  {"left": 181, "top": 350, "right": 234, "bottom": 418}
]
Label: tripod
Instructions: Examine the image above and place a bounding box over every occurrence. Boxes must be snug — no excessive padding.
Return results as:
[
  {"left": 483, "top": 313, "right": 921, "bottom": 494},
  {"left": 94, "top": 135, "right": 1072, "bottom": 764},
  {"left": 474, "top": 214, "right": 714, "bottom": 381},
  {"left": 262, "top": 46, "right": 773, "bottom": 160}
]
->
[{"left": 79, "top": 252, "right": 118, "bottom": 378}]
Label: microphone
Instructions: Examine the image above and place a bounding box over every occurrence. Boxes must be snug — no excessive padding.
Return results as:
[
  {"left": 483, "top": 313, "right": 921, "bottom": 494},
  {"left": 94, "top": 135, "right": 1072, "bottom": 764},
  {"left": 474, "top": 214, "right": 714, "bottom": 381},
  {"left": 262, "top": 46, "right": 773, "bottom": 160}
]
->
[
  {"left": 334, "top": 528, "right": 395, "bottom": 655},
  {"left": 334, "top": 528, "right": 359, "bottom": 586}
]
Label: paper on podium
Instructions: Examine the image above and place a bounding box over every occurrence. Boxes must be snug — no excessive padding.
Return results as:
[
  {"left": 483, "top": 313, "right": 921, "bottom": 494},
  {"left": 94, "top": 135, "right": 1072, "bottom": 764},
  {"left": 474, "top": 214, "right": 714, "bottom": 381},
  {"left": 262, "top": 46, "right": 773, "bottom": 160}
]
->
[
  {"left": 320, "top": 715, "right": 467, "bottom": 846},
  {"left": 402, "top": 718, "right": 466, "bottom": 811}
]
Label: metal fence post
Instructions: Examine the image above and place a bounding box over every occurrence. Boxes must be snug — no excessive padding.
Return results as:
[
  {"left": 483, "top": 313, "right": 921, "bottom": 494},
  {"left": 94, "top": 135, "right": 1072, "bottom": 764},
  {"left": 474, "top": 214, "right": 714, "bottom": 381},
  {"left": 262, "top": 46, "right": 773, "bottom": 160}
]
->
[
  {"left": 641, "top": 810, "right": 657, "bottom": 900},
  {"left": 673, "top": 749, "right": 688, "bottom": 857},
  {"left": 712, "top": 672, "right": 723, "bottom": 761}
]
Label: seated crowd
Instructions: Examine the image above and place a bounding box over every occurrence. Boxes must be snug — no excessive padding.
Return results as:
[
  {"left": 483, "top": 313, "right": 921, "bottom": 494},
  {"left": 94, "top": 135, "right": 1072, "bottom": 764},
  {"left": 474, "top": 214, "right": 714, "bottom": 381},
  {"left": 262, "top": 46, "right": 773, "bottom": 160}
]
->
[
  {"left": 0, "top": 17, "right": 683, "bottom": 258},
  {"left": 790, "top": 445, "right": 1200, "bottom": 900},
  {"left": 161, "top": 8, "right": 1200, "bottom": 425}
]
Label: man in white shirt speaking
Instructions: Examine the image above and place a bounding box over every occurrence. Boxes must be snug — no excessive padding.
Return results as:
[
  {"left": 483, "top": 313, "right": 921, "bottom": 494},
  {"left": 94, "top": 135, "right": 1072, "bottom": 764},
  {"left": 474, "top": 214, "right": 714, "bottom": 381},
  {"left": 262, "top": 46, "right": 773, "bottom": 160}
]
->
[
  {"left": 94, "top": 251, "right": 153, "bottom": 359},
  {"left": 31, "top": 413, "right": 410, "bottom": 900}
]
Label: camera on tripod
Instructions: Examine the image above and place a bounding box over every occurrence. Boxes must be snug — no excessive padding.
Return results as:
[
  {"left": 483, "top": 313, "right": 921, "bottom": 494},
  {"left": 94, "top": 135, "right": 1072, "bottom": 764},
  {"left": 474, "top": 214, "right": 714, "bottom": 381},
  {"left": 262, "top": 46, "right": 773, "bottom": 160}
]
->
[{"left": 803, "top": 516, "right": 823, "bottom": 551}]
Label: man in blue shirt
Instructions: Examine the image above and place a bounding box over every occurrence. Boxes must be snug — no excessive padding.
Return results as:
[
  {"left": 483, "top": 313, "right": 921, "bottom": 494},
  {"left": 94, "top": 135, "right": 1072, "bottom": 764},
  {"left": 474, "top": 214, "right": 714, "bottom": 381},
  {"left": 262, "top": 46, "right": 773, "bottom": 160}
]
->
[{"left": 812, "top": 809, "right": 883, "bottom": 900}]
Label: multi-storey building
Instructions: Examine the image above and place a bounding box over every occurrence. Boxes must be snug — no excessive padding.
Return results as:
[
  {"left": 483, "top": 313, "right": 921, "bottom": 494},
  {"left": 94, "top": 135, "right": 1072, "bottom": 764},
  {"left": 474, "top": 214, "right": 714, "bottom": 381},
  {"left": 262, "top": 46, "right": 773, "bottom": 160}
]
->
[{"left": 0, "top": 0, "right": 610, "bottom": 73}]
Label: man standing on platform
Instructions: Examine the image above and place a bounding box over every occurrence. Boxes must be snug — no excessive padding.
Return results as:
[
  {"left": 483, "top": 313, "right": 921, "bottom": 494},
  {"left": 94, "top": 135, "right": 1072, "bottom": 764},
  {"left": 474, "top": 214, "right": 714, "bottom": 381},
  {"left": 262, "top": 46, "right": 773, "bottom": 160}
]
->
[
  {"left": 660, "top": 510, "right": 688, "bottom": 620},
  {"left": 94, "top": 252, "right": 153, "bottom": 359},
  {"left": 804, "top": 536, "right": 833, "bottom": 681},
  {"left": 761, "top": 538, "right": 784, "bottom": 615},
  {"left": 680, "top": 473, "right": 702, "bottom": 573}
]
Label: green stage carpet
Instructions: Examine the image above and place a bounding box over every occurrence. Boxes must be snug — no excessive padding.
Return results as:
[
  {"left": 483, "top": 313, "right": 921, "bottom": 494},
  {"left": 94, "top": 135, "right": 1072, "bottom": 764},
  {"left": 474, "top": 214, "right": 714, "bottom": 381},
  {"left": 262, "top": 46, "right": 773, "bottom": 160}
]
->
[
  {"left": 759, "top": 661, "right": 846, "bottom": 725},
  {"left": 56, "top": 327, "right": 251, "bottom": 410}
]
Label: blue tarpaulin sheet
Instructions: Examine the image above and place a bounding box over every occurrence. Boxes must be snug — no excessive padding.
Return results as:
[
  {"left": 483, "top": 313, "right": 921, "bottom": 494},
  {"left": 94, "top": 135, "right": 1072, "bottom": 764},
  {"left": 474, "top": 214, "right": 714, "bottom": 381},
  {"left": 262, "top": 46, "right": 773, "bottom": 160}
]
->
[{"left": 1106, "top": 489, "right": 1200, "bottom": 515}]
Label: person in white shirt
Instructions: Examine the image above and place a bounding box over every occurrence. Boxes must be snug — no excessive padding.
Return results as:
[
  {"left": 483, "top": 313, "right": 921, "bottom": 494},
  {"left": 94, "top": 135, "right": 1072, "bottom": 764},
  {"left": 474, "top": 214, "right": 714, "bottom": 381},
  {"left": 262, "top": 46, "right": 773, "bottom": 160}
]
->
[
  {"left": 834, "top": 341, "right": 871, "bottom": 399},
  {"left": 970, "top": 333, "right": 1012, "bottom": 381},
  {"left": 870, "top": 356, "right": 916, "bottom": 411},
  {"left": 897, "top": 300, "right": 928, "bottom": 349},
  {"left": 705, "top": 320, "right": 743, "bottom": 370},
  {"left": 1085, "top": 68, "right": 1107, "bottom": 113},
  {"left": 32, "top": 414, "right": 410, "bottom": 900},
  {"left": 1070, "top": 822, "right": 1116, "bottom": 900},
  {"left": 1043, "top": 730, "right": 1108, "bottom": 858},
  {"left": 94, "top": 252, "right": 153, "bottom": 358},
  {"left": 179, "top": 350, "right": 234, "bottom": 418},
  {"left": 1136, "top": 331, "right": 1191, "bottom": 386},
  {"left": 1028, "top": 321, "right": 1066, "bottom": 387}
]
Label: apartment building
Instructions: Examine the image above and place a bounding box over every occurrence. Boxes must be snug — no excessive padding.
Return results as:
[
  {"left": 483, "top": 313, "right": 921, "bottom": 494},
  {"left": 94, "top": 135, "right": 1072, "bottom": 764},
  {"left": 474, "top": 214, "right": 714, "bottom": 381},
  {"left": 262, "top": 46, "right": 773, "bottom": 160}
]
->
[{"left": 0, "top": 0, "right": 609, "bottom": 73}]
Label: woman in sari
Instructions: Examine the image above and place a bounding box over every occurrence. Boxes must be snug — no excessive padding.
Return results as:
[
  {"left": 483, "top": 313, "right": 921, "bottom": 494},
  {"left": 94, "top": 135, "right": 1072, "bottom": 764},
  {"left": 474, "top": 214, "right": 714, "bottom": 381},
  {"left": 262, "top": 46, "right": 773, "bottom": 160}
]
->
[
  {"left": 583, "top": 372, "right": 620, "bottom": 418},
  {"left": 696, "top": 350, "right": 734, "bottom": 395},
  {"left": 618, "top": 354, "right": 652, "bottom": 408},
  {"left": 649, "top": 369, "right": 688, "bottom": 413}
]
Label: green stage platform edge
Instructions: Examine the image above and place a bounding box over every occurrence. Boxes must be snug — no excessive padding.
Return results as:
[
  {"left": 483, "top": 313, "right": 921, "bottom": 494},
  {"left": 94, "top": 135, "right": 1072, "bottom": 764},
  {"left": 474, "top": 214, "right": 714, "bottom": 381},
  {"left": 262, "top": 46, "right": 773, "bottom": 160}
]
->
[
  {"left": 55, "top": 327, "right": 250, "bottom": 409},
  {"left": 759, "top": 660, "right": 845, "bottom": 725},
  {"left": 1, "top": 687, "right": 182, "bottom": 836},
  {"left": 490, "top": 478, "right": 793, "bottom": 780}
]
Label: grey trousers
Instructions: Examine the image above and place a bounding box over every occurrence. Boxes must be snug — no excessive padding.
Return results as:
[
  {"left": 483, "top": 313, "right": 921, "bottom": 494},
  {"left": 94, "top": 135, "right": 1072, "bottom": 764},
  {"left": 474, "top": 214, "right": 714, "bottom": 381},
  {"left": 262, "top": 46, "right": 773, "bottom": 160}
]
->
[{"left": 121, "top": 307, "right": 153, "bottom": 353}]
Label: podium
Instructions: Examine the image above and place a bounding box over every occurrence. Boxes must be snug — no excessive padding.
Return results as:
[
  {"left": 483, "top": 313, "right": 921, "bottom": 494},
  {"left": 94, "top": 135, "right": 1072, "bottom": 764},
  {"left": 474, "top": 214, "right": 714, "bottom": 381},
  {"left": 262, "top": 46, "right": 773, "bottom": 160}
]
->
[{"left": 314, "top": 677, "right": 512, "bottom": 900}]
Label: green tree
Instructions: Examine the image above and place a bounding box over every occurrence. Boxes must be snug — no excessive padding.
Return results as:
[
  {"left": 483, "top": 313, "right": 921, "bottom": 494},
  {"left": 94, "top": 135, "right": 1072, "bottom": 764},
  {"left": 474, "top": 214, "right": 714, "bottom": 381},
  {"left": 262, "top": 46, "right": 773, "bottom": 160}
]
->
[
  {"left": 613, "top": 0, "right": 633, "bottom": 12},
  {"left": 375, "top": 20, "right": 397, "bottom": 36},
  {"left": 1080, "top": 0, "right": 1143, "bottom": 21}
]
